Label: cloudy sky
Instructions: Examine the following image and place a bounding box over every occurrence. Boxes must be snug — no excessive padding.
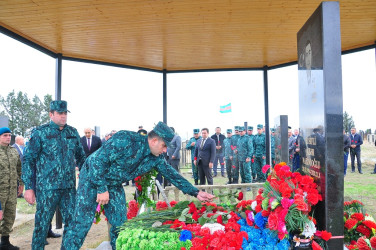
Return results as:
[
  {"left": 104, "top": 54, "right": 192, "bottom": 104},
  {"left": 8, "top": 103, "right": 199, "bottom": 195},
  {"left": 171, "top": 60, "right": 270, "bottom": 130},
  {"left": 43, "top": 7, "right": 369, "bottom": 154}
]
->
[{"left": 0, "top": 33, "right": 375, "bottom": 140}]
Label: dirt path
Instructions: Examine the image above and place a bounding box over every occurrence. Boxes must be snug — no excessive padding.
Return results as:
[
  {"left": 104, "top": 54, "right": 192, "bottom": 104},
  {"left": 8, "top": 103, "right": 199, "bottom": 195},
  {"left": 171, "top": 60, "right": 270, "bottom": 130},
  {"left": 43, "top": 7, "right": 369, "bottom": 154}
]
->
[{"left": 10, "top": 215, "right": 109, "bottom": 250}]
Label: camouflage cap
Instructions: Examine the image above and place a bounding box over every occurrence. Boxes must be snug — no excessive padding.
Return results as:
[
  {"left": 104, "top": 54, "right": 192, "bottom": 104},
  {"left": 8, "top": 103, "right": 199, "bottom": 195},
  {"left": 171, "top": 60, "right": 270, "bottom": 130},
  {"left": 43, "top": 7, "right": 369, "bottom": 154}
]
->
[
  {"left": 0, "top": 127, "right": 11, "bottom": 136},
  {"left": 248, "top": 126, "right": 253, "bottom": 131},
  {"left": 226, "top": 129, "right": 232, "bottom": 134},
  {"left": 50, "top": 100, "right": 70, "bottom": 113},
  {"left": 234, "top": 126, "right": 239, "bottom": 131},
  {"left": 239, "top": 126, "right": 245, "bottom": 132},
  {"left": 257, "top": 124, "right": 263, "bottom": 129},
  {"left": 153, "top": 121, "right": 174, "bottom": 147},
  {"left": 271, "top": 128, "right": 276, "bottom": 132},
  {"left": 193, "top": 129, "right": 200, "bottom": 134}
]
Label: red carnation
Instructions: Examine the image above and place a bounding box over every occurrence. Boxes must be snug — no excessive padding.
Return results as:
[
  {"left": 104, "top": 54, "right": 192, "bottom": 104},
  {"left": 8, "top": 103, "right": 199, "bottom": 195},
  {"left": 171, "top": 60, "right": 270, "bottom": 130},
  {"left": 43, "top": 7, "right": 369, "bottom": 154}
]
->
[
  {"left": 262, "top": 164, "right": 270, "bottom": 174},
  {"left": 357, "top": 236, "right": 371, "bottom": 250},
  {"left": 261, "top": 210, "right": 270, "bottom": 217},
  {"left": 217, "top": 215, "right": 223, "bottom": 224},
  {"left": 370, "top": 236, "right": 376, "bottom": 248},
  {"left": 237, "top": 192, "right": 244, "bottom": 201},
  {"left": 320, "top": 230, "right": 332, "bottom": 241},
  {"left": 362, "top": 220, "right": 376, "bottom": 230},
  {"left": 188, "top": 202, "right": 197, "bottom": 214},
  {"left": 351, "top": 213, "right": 365, "bottom": 221},
  {"left": 345, "top": 218, "right": 358, "bottom": 230},
  {"left": 170, "top": 200, "right": 177, "bottom": 207},
  {"left": 356, "top": 224, "right": 372, "bottom": 238},
  {"left": 255, "top": 204, "right": 262, "bottom": 213},
  {"left": 192, "top": 211, "right": 199, "bottom": 221}
]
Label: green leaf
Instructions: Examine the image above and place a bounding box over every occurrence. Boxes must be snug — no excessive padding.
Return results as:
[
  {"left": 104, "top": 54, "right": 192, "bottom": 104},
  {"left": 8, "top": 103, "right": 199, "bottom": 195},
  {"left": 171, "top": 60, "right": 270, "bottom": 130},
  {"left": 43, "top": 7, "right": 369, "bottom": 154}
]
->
[
  {"left": 181, "top": 208, "right": 189, "bottom": 216},
  {"left": 198, "top": 216, "right": 207, "bottom": 226},
  {"left": 178, "top": 216, "right": 186, "bottom": 222}
]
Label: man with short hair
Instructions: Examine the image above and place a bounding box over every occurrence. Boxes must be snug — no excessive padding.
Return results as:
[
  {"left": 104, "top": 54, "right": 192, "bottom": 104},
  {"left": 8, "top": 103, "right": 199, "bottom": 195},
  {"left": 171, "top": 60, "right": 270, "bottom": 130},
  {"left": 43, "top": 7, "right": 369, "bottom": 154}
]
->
[
  {"left": 247, "top": 127, "right": 256, "bottom": 181},
  {"left": 343, "top": 130, "right": 351, "bottom": 176},
  {"left": 230, "top": 126, "right": 241, "bottom": 184},
  {"left": 186, "top": 129, "right": 201, "bottom": 185},
  {"left": 350, "top": 127, "right": 363, "bottom": 174},
  {"left": 223, "top": 129, "right": 233, "bottom": 184},
  {"left": 194, "top": 128, "right": 216, "bottom": 185},
  {"left": 288, "top": 128, "right": 295, "bottom": 167},
  {"left": 237, "top": 127, "right": 253, "bottom": 183},
  {"left": 0, "top": 127, "right": 23, "bottom": 250},
  {"left": 63, "top": 122, "right": 214, "bottom": 249},
  {"left": 211, "top": 127, "right": 226, "bottom": 177},
  {"left": 22, "top": 100, "right": 86, "bottom": 250},
  {"left": 81, "top": 128, "right": 102, "bottom": 157},
  {"left": 167, "top": 127, "right": 181, "bottom": 173},
  {"left": 12, "top": 136, "right": 25, "bottom": 198},
  {"left": 253, "top": 124, "right": 266, "bottom": 182},
  {"left": 270, "top": 128, "right": 276, "bottom": 167}
]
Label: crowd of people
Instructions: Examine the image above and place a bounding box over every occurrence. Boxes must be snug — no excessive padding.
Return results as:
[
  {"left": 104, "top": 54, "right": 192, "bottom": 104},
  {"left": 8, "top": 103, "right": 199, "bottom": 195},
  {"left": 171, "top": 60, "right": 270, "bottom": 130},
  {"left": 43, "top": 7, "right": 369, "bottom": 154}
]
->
[{"left": 0, "top": 100, "right": 213, "bottom": 250}]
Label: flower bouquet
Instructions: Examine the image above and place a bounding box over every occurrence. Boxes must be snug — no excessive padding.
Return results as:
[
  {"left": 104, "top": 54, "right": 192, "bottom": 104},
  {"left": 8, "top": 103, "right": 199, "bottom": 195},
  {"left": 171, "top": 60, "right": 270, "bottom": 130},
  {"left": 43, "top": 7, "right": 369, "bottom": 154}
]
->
[{"left": 344, "top": 200, "right": 376, "bottom": 250}]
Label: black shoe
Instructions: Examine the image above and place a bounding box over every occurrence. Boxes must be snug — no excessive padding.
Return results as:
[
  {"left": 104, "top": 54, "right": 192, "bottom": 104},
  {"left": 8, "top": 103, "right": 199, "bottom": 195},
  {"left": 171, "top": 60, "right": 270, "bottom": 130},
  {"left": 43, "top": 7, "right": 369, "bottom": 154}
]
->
[
  {"left": 0, "top": 236, "right": 20, "bottom": 250},
  {"left": 213, "top": 174, "right": 217, "bottom": 177},
  {"left": 194, "top": 180, "right": 198, "bottom": 185},
  {"left": 47, "top": 230, "right": 61, "bottom": 238},
  {"left": 221, "top": 174, "right": 225, "bottom": 177},
  {"left": 371, "top": 172, "right": 376, "bottom": 174},
  {"left": 351, "top": 170, "right": 355, "bottom": 173},
  {"left": 359, "top": 172, "right": 363, "bottom": 174}
]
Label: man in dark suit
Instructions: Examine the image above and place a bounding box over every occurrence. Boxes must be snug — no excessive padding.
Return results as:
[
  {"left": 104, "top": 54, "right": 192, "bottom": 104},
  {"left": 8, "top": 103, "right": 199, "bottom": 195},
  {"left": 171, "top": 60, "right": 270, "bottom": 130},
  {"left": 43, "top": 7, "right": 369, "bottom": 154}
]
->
[
  {"left": 349, "top": 127, "right": 363, "bottom": 174},
  {"left": 210, "top": 127, "right": 226, "bottom": 177},
  {"left": 81, "top": 128, "right": 102, "bottom": 157},
  {"left": 194, "top": 128, "right": 216, "bottom": 185}
]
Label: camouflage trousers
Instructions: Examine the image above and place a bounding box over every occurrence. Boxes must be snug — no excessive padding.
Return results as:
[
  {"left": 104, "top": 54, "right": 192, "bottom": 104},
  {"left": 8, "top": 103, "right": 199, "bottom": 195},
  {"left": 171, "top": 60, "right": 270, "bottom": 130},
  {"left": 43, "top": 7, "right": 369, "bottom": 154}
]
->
[
  {"left": 32, "top": 188, "right": 76, "bottom": 250},
  {"left": 225, "top": 158, "right": 232, "bottom": 181},
  {"left": 239, "top": 160, "right": 252, "bottom": 183},
  {"left": 254, "top": 156, "right": 266, "bottom": 182},
  {"left": 232, "top": 157, "right": 239, "bottom": 183},
  {"left": 62, "top": 167, "right": 126, "bottom": 250},
  {"left": 0, "top": 185, "right": 17, "bottom": 236},
  {"left": 191, "top": 157, "right": 198, "bottom": 181}
]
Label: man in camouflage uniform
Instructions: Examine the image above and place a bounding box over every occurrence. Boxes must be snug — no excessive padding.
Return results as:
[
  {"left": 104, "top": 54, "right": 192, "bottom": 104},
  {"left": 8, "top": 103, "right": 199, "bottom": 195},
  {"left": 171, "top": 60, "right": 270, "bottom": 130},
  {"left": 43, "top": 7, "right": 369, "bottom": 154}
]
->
[
  {"left": 0, "top": 127, "right": 23, "bottom": 250},
  {"left": 185, "top": 129, "right": 201, "bottom": 185},
  {"left": 237, "top": 126, "right": 253, "bottom": 183},
  {"left": 253, "top": 124, "right": 266, "bottom": 182},
  {"left": 270, "top": 128, "right": 276, "bottom": 167},
  {"left": 230, "top": 126, "right": 241, "bottom": 184},
  {"left": 22, "top": 101, "right": 86, "bottom": 250},
  {"left": 63, "top": 122, "right": 214, "bottom": 250},
  {"left": 247, "top": 127, "right": 256, "bottom": 181},
  {"left": 223, "top": 129, "right": 233, "bottom": 184}
]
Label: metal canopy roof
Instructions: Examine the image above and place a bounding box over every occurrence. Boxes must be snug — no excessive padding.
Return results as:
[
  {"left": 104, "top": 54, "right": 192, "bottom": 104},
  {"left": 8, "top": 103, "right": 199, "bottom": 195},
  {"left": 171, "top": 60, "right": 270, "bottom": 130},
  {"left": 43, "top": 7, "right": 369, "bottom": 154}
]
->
[{"left": 0, "top": 0, "right": 375, "bottom": 72}]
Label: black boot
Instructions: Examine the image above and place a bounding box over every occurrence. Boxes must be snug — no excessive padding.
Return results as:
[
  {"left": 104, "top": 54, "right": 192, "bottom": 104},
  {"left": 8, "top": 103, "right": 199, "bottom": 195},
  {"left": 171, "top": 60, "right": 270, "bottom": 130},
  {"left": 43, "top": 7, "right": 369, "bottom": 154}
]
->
[
  {"left": 194, "top": 180, "right": 198, "bottom": 185},
  {"left": 0, "top": 236, "right": 20, "bottom": 250},
  {"left": 226, "top": 178, "right": 232, "bottom": 184}
]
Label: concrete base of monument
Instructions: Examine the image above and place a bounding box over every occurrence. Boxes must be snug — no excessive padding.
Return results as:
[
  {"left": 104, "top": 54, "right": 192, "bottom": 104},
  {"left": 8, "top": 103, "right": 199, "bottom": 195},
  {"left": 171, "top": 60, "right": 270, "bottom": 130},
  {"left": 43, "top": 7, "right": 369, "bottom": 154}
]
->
[{"left": 89, "top": 241, "right": 112, "bottom": 250}]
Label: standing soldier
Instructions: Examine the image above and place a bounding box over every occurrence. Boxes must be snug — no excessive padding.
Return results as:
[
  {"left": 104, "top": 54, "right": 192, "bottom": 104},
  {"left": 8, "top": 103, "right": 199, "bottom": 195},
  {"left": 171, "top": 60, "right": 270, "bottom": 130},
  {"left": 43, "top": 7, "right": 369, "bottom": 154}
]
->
[
  {"left": 186, "top": 129, "right": 201, "bottom": 185},
  {"left": 0, "top": 127, "right": 23, "bottom": 250},
  {"left": 22, "top": 101, "right": 86, "bottom": 250},
  {"left": 223, "top": 129, "right": 233, "bottom": 184},
  {"left": 230, "top": 126, "right": 241, "bottom": 184},
  {"left": 237, "top": 126, "right": 253, "bottom": 183},
  {"left": 247, "top": 127, "right": 256, "bottom": 181},
  {"left": 253, "top": 124, "right": 266, "bottom": 182},
  {"left": 270, "top": 128, "right": 276, "bottom": 167}
]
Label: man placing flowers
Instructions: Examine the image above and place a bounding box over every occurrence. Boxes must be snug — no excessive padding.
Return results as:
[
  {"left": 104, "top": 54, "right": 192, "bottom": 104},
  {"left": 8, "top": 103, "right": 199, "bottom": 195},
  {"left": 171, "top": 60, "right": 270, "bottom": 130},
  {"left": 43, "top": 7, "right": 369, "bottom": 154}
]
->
[{"left": 62, "top": 122, "right": 214, "bottom": 250}]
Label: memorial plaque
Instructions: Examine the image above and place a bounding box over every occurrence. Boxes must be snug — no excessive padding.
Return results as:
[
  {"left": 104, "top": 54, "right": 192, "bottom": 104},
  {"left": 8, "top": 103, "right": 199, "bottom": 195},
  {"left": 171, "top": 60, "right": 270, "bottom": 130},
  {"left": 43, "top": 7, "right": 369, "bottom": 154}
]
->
[
  {"left": 274, "top": 115, "right": 288, "bottom": 164},
  {"left": 297, "top": 2, "right": 344, "bottom": 248}
]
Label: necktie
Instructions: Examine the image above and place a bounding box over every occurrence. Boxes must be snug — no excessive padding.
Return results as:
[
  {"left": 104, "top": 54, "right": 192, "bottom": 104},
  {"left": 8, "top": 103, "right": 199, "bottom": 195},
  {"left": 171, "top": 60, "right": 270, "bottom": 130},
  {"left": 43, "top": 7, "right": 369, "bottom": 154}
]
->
[
  {"left": 200, "top": 138, "right": 206, "bottom": 149},
  {"left": 87, "top": 138, "right": 91, "bottom": 150}
]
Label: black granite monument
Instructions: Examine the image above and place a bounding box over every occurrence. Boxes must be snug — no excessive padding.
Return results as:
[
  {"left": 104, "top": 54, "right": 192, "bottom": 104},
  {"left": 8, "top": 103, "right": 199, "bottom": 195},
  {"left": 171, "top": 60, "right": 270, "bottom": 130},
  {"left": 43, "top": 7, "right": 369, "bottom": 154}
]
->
[
  {"left": 297, "top": 1, "right": 344, "bottom": 248},
  {"left": 274, "top": 115, "right": 289, "bottom": 164}
]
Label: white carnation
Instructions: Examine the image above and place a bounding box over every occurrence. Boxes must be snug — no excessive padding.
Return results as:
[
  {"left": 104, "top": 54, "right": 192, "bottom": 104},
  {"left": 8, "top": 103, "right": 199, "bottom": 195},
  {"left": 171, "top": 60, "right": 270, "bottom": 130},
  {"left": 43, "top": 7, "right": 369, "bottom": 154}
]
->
[
  {"left": 251, "top": 200, "right": 257, "bottom": 210},
  {"left": 301, "top": 221, "right": 316, "bottom": 238},
  {"left": 202, "top": 223, "right": 225, "bottom": 234}
]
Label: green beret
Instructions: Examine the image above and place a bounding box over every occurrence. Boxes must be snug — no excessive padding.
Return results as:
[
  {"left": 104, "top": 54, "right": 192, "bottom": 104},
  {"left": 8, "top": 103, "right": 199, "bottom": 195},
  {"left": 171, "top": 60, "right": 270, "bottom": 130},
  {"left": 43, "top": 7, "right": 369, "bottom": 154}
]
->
[
  {"left": 193, "top": 129, "right": 200, "bottom": 134},
  {"left": 226, "top": 129, "right": 232, "bottom": 133},
  {"left": 153, "top": 121, "right": 174, "bottom": 147},
  {"left": 238, "top": 126, "right": 245, "bottom": 132},
  {"left": 234, "top": 126, "right": 239, "bottom": 131},
  {"left": 248, "top": 126, "right": 253, "bottom": 131},
  {"left": 257, "top": 124, "right": 263, "bottom": 129},
  {"left": 50, "top": 100, "right": 70, "bottom": 112},
  {"left": 0, "top": 127, "right": 11, "bottom": 136}
]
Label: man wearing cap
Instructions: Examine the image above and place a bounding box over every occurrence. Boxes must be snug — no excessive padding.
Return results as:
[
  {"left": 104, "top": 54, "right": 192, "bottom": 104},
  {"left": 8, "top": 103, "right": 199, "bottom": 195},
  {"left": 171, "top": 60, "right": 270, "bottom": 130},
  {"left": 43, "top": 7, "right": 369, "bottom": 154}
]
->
[
  {"left": 253, "top": 124, "right": 266, "bottom": 182},
  {"left": 186, "top": 129, "right": 201, "bottom": 185},
  {"left": 247, "top": 126, "right": 256, "bottom": 181},
  {"left": 230, "top": 126, "right": 241, "bottom": 184},
  {"left": 63, "top": 122, "right": 214, "bottom": 249},
  {"left": 22, "top": 100, "right": 86, "bottom": 250},
  {"left": 223, "top": 129, "right": 233, "bottom": 184},
  {"left": 237, "top": 126, "right": 253, "bottom": 183},
  {"left": 0, "top": 127, "right": 23, "bottom": 249}
]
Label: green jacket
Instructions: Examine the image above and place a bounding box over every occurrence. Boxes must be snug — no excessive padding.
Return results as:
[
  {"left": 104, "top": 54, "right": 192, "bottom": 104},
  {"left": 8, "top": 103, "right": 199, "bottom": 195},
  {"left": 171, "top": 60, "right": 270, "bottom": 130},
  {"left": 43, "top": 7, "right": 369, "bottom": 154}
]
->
[
  {"left": 0, "top": 145, "right": 22, "bottom": 188},
  {"left": 186, "top": 136, "right": 201, "bottom": 159},
  {"left": 253, "top": 133, "right": 266, "bottom": 157},
  {"left": 223, "top": 137, "right": 233, "bottom": 159},
  {"left": 237, "top": 135, "right": 254, "bottom": 161},
  {"left": 231, "top": 134, "right": 240, "bottom": 159},
  {"left": 85, "top": 130, "right": 199, "bottom": 196},
  {"left": 22, "top": 121, "right": 86, "bottom": 191}
]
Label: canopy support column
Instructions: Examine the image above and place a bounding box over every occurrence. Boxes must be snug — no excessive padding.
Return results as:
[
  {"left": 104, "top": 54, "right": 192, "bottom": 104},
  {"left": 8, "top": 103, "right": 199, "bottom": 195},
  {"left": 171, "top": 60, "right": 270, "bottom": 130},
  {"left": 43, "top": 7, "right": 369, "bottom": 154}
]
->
[
  {"left": 163, "top": 69, "right": 167, "bottom": 124},
  {"left": 263, "top": 66, "right": 270, "bottom": 165}
]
